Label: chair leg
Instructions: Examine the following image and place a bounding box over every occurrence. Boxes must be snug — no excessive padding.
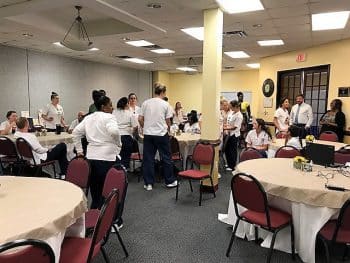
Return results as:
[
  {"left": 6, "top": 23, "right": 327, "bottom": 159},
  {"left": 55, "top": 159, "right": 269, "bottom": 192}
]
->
[
  {"left": 226, "top": 219, "right": 240, "bottom": 257},
  {"left": 290, "top": 223, "right": 295, "bottom": 260},
  {"left": 52, "top": 163, "right": 57, "bottom": 179},
  {"left": 199, "top": 181, "right": 203, "bottom": 206},
  {"left": 113, "top": 225, "right": 129, "bottom": 257},
  {"left": 319, "top": 235, "right": 331, "bottom": 263},
  {"left": 209, "top": 176, "right": 216, "bottom": 198},
  {"left": 254, "top": 226, "right": 259, "bottom": 243},
  {"left": 189, "top": 179, "right": 193, "bottom": 192},
  {"left": 176, "top": 178, "right": 179, "bottom": 201},
  {"left": 266, "top": 231, "right": 278, "bottom": 263},
  {"left": 342, "top": 245, "right": 349, "bottom": 261},
  {"left": 100, "top": 246, "right": 110, "bottom": 263},
  {"left": 34, "top": 167, "right": 41, "bottom": 177}
]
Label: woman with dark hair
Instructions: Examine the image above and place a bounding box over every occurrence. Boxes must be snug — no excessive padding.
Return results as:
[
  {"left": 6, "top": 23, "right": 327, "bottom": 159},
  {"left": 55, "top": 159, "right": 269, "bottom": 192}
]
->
[
  {"left": 73, "top": 96, "right": 121, "bottom": 209},
  {"left": 245, "top": 118, "right": 272, "bottom": 157},
  {"left": 273, "top": 97, "right": 290, "bottom": 135},
  {"left": 184, "top": 110, "right": 200, "bottom": 134},
  {"left": 42, "top": 92, "right": 67, "bottom": 132},
  {"left": 285, "top": 125, "right": 302, "bottom": 150},
  {"left": 319, "top": 99, "right": 346, "bottom": 142},
  {"left": 128, "top": 93, "right": 141, "bottom": 116},
  {"left": 113, "top": 97, "right": 138, "bottom": 169},
  {"left": 88, "top": 90, "right": 105, "bottom": 114}
]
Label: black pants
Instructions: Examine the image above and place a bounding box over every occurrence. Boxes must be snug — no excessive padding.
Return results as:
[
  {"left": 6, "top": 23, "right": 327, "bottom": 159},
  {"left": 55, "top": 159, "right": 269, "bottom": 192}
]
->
[
  {"left": 120, "top": 135, "right": 133, "bottom": 169},
  {"left": 225, "top": 135, "right": 239, "bottom": 170},
  {"left": 46, "top": 143, "right": 68, "bottom": 175},
  {"left": 89, "top": 159, "right": 116, "bottom": 209}
]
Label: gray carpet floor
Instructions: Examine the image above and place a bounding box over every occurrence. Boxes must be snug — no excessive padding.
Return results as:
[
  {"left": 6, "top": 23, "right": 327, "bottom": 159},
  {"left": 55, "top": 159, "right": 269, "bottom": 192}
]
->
[{"left": 93, "top": 169, "right": 349, "bottom": 263}]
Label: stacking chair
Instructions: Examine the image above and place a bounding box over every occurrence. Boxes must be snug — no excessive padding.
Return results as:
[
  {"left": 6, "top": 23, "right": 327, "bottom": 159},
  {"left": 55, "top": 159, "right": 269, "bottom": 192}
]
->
[
  {"left": 334, "top": 145, "right": 350, "bottom": 165},
  {"left": 130, "top": 137, "right": 142, "bottom": 181},
  {"left": 226, "top": 173, "right": 295, "bottom": 263},
  {"left": 15, "top": 137, "right": 57, "bottom": 178},
  {"left": 59, "top": 189, "right": 119, "bottom": 263},
  {"left": 0, "top": 136, "right": 22, "bottom": 175},
  {"left": 319, "top": 131, "right": 338, "bottom": 142},
  {"left": 239, "top": 147, "right": 264, "bottom": 162},
  {"left": 317, "top": 199, "right": 350, "bottom": 263},
  {"left": 275, "top": 146, "right": 301, "bottom": 158},
  {"left": 66, "top": 157, "right": 90, "bottom": 195},
  {"left": 176, "top": 142, "right": 216, "bottom": 206},
  {"left": 276, "top": 133, "right": 287, "bottom": 139},
  {"left": 0, "top": 239, "right": 55, "bottom": 263},
  {"left": 85, "top": 166, "right": 129, "bottom": 257},
  {"left": 169, "top": 136, "right": 183, "bottom": 171}
]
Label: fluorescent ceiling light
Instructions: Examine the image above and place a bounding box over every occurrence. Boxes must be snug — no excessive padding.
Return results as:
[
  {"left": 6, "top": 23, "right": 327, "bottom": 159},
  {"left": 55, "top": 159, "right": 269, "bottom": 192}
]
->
[
  {"left": 247, "top": 63, "right": 260, "bottom": 68},
  {"left": 224, "top": 51, "right": 250, "bottom": 58},
  {"left": 181, "top": 27, "right": 204, "bottom": 41},
  {"left": 53, "top": 42, "right": 64, "bottom": 47},
  {"left": 176, "top": 67, "right": 197, "bottom": 72},
  {"left": 257, "top": 40, "right": 284, "bottom": 46},
  {"left": 126, "top": 40, "right": 154, "bottom": 47},
  {"left": 124, "top": 58, "right": 153, "bottom": 64},
  {"left": 150, "top": 48, "right": 175, "bottom": 54},
  {"left": 216, "top": 0, "right": 264, "bottom": 14},
  {"left": 89, "top": 47, "right": 99, "bottom": 51},
  {"left": 312, "top": 11, "right": 350, "bottom": 31}
]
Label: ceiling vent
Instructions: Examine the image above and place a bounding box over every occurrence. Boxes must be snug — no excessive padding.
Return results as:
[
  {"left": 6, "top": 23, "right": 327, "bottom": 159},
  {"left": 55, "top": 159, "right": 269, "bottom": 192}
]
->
[
  {"left": 224, "top": 30, "right": 248, "bottom": 38},
  {"left": 115, "top": 55, "right": 131, "bottom": 59}
]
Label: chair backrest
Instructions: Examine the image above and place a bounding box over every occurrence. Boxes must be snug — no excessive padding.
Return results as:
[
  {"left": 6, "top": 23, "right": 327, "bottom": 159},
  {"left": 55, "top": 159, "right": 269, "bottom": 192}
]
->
[
  {"left": 192, "top": 142, "right": 215, "bottom": 165},
  {"left": 0, "top": 136, "right": 18, "bottom": 158},
  {"left": 231, "top": 173, "right": 271, "bottom": 228},
  {"left": 334, "top": 152, "right": 350, "bottom": 164},
  {"left": 332, "top": 199, "right": 350, "bottom": 241},
  {"left": 15, "top": 137, "right": 36, "bottom": 164},
  {"left": 102, "top": 166, "right": 128, "bottom": 202},
  {"left": 319, "top": 131, "right": 338, "bottom": 142},
  {"left": 66, "top": 157, "right": 90, "bottom": 192},
  {"left": 169, "top": 136, "right": 181, "bottom": 156},
  {"left": 88, "top": 189, "right": 119, "bottom": 262},
  {"left": 275, "top": 146, "right": 301, "bottom": 158},
  {"left": 0, "top": 239, "right": 55, "bottom": 263},
  {"left": 239, "top": 147, "right": 264, "bottom": 162},
  {"left": 276, "top": 133, "right": 287, "bottom": 139},
  {"left": 131, "top": 138, "right": 141, "bottom": 156}
]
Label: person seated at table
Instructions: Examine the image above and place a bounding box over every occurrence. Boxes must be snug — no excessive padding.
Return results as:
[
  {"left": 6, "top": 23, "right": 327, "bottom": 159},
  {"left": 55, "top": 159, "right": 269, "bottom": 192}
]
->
[
  {"left": 68, "top": 111, "right": 85, "bottom": 134},
  {"left": 0, "top": 110, "right": 18, "bottom": 135},
  {"left": 285, "top": 125, "right": 302, "bottom": 150},
  {"left": 184, "top": 110, "right": 200, "bottom": 134},
  {"left": 15, "top": 117, "right": 68, "bottom": 175},
  {"left": 245, "top": 118, "right": 272, "bottom": 158},
  {"left": 42, "top": 92, "right": 68, "bottom": 132},
  {"left": 173, "top": 101, "right": 186, "bottom": 126},
  {"left": 319, "top": 99, "right": 345, "bottom": 142}
]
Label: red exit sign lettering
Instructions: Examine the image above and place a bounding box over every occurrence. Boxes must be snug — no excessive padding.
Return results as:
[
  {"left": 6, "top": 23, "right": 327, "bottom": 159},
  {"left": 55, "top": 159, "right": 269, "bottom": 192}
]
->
[{"left": 296, "top": 53, "right": 306, "bottom": 62}]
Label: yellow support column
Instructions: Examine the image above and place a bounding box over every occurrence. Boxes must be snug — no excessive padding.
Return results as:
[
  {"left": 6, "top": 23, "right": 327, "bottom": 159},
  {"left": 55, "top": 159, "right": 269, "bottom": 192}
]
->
[{"left": 201, "top": 8, "right": 223, "bottom": 191}]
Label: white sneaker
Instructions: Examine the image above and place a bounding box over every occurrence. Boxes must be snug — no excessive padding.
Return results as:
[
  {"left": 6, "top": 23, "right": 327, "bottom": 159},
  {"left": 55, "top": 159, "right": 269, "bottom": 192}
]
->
[
  {"left": 166, "top": 180, "right": 178, "bottom": 188},
  {"left": 144, "top": 184, "right": 152, "bottom": 191},
  {"left": 218, "top": 173, "right": 221, "bottom": 179},
  {"left": 225, "top": 167, "right": 232, "bottom": 171}
]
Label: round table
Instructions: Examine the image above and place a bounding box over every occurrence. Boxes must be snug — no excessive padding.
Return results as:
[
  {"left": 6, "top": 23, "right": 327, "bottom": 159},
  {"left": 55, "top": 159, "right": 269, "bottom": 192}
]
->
[
  {"left": 173, "top": 133, "right": 200, "bottom": 168},
  {"left": 6, "top": 132, "right": 73, "bottom": 147},
  {"left": 269, "top": 138, "right": 346, "bottom": 152}
]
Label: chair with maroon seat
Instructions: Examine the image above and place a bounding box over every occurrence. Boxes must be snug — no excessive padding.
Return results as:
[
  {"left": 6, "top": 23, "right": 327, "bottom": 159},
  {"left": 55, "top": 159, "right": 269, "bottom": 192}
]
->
[
  {"left": 66, "top": 157, "right": 90, "bottom": 195},
  {"left": 0, "top": 136, "right": 23, "bottom": 175},
  {"left": 317, "top": 199, "right": 350, "bottom": 263},
  {"left": 85, "top": 166, "right": 129, "bottom": 257},
  {"left": 59, "top": 189, "right": 119, "bottom": 263},
  {"left": 275, "top": 146, "right": 301, "bottom": 158},
  {"left": 15, "top": 137, "right": 57, "bottom": 178},
  {"left": 239, "top": 147, "right": 264, "bottom": 162},
  {"left": 319, "top": 131, "right": 338, "bottom": 142},
  {"left": 276, "top": 133, "right": 287, "bottom": 139},
  {"left": 334, "top": 145, "right": 350, "bottom": 165},
  {"left": 0, "top": 239, "right": 55, "bottom": 263},
  {"left": 130, "top": 137, "right": 142, "bottom": 182},
  {"left": 169, "top": 136, "right": 183, "bottom": 170},
  {"left": 176, "top": 142, "right": 216, "bottom": 206},
  {"left": 226, "top": 173, "right": 295, "bottom": 263}
]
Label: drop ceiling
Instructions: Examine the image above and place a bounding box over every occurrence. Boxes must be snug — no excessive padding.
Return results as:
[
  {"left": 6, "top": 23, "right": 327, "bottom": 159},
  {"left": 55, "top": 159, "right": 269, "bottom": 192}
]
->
[{"left": 0, "top": 0, "right": 349, "bottom": 72}]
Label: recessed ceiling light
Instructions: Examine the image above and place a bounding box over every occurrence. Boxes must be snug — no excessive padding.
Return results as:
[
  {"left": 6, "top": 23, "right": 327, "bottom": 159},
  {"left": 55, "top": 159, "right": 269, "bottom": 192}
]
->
[
  {"left": 181, "top": 27, "right": 204, "bottom": 41},
  {"left": 122, "top": 37, "right": 130, "bottom": 41},
  {"left": 257, "top": 40, "right": 284, "bottom": 46},
  {"left": 147, "top": 3, "right": 162, "bottom": 8},
  {"left": 124, "top": 58, "right": 153, "bottom": 64},
  {"left": 22, "top": 33, "right": 33, "bottom": 37},
  {"left": 312, "top": 11, "right": 350, "bottom": 31},
  {"left": 247, "top": 63, "right": 260, "bottom": 68},
  {"left": 224, "top": 51, "right": 250, "bottom": 58},
  {"left": 150, "top": 48, "right": 175, "bottom": 54},
  {"left": 216, "top": 0, "right": 264, "bottom": 14},
  {"left": 89, "top": 47, "right": 99, "bottom": 51},
  {"left": 53, "top": 42, "right": 64, "bottom": 47},
  {"left": 252, "top": 24, "right": 263, "bottom": 28},
  {"left": 176, "top": 67, "right": 198, "bottom": 72},
  {"left": 126, "top": 40, "right": 154, "bottom": 47}
]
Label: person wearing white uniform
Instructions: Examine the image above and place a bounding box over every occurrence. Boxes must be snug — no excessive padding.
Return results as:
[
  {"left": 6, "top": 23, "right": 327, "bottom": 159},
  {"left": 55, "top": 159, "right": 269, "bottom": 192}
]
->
[
  {"left": 289, "top": 94, "right": 313, "bottom": 138},
  {"left": 68, "top": 111, "right": 85, "bottom": 133},
  {"left": 138, "top": 83, "right": 177, "bottom": 191},
  {"left": 285, "top": 125, "right": 302, "bottom": 150},
  {"left": 128, "top": 93, "right": 141, "bottom": 116},
  {"left": 113, "top": 97, "right": 138, "bottom": 169},
  {"left": 0, "top": 110, "right": 18, "bottom": 135},
  {"left": 173, "top": 102, "right": 186, "bottom": 125},
  {"left": 273, "top": 97, "right": 290, "bottom": 136},
  {"left": 246, "top": 118, "right": 272, "bottom": 158},
  {"left": 73, "top": 96, "right": 121, "bottom": 209},
  {"left": 42, "top": 92, "right": 67, "bottom": 132},
  {"left": 184, "top": 110, "right": 201, "bottom": 134}
]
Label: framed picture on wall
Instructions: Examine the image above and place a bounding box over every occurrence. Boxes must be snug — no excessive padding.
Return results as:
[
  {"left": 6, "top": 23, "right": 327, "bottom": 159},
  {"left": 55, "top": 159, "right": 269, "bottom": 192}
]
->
[{"left": 263, "top": 97, "right": 273, "bottom": 108}]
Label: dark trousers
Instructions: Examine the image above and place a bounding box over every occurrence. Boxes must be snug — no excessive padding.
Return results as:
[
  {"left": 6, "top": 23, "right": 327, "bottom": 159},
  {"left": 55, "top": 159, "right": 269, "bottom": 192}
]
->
[
  {"left": 89, "top": 159, "right": 116, "bottom": 209},
  {"left": 46, "top": 143, "right": 68, "bottom": 175},
  {"left": 225, "top": 135, "right": 239, "bottom": 170},
  {"left": 120, "top": 135, "right": 133, "bottom": 169},
  {"left": 143, "top": 134, "right": 175, "bottom": 185}
]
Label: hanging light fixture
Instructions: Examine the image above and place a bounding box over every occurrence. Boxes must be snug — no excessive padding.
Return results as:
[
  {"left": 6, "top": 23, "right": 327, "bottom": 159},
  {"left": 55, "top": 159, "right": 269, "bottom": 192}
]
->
[{"left": 60, "top": 6, "right": 94, "bottom": 51}]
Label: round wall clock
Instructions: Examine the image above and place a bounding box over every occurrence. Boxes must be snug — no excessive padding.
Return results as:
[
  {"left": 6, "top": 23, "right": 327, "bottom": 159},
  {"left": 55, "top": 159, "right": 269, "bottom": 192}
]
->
[{"left": 262, "top": 78, "right": 274, "bottom": 97}]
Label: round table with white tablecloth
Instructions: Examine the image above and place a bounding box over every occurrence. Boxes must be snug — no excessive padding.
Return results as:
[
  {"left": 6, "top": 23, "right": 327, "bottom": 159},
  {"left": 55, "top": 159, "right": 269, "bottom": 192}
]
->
[{"left": 172, "top": 133, "right": 200, "bottom": 168}]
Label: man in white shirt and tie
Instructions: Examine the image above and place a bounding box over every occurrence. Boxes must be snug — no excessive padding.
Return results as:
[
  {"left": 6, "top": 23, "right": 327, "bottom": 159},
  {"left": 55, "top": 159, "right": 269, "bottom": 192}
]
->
[{"left": 289, "top": 94, "right": 313, "bottom": 138}]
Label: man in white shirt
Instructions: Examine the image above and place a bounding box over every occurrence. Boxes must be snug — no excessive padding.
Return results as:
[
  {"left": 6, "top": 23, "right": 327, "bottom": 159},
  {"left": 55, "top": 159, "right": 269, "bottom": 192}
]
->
[
  {"left": 14, "top": 117, "right": 68, "bottom": 176},
  {"left": 0, "top": 110, "right": 17, "bottom": 135},
  {"left": 289, "top": 94, "right": 313, "bottom": 138},
  {"left": 68, "top": 111, "right": 85, "bottom": 133},
  {"left": 138, "top": 83, "right": 177, "bottom": 191}
]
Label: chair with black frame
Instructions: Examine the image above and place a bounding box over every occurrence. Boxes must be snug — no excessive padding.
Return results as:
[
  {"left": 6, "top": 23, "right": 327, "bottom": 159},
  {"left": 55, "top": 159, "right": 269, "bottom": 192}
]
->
[
  {"left": 239, "top": 147, "right": 264, "bottom": 162},
  {"left": 275, "top": 145, "right": 301, "bottom": 158},
  {"left": 319, "top": 131, "right": 339, "bottom": 142},
  {"left": 15, "top": 137, "right": 57, "bottom": 178},
  {"left": 66, "top": 157, "right": 91, "bottom": 196},
  {"left": 130, "top": 137, "right": 142, "bottom": 182},
  {"left": 226, "top": 173, "right": 295, "bottom": 263},
  {"left": 334, "top": 145, "right": 350, "bottom": 165},
  {"left": 59, "top": 189, "right": 119, "bottom": 263},
  {"left": 0, "top": 238, "right": 55, "bottom": 263},
  {"left": 169, "top": 135, "right": 183, "bottom": 171},
  {"left": 317, "top": 199, "right": 350, "bottom": 263},
  {"left": 85, "top": 166, "right": 129, "bottom": 258},
  {"left": 0, "top": 136, "right": 23, "bottom": 175},
  {"left": 176, "top": 142, "right": 216, "bottom": 206}
]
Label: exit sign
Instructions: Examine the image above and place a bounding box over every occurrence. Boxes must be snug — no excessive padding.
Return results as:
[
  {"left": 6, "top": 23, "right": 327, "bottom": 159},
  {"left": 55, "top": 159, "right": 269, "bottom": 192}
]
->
[{"left": 296, "top": 53, "right": 306, "bottom": 62}]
